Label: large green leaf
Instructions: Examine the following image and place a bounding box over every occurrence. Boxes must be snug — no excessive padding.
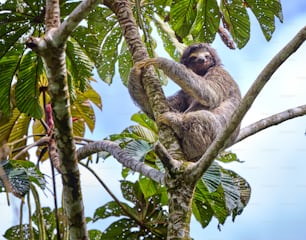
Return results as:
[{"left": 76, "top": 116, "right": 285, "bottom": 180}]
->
[
  {"left": 0, "top": 159, "right": 45, "bottom": 197},
  {"left": 118, "top": 41, "right": 133, "bottom": 86},
  {"left": 245, "top": 0, "right": 283, "bottom": 41},
  {"left": 154, "top": 16, "right": 182, "bottom": 62},
  {"left": 170, "top": 0, "right": 198, "bottom": 39},
  {"left": 124, "top": 140, "right": 153, "bottom": 162},
  {"left": 15, "top": 52, "right": 43, "bottom": 119},
  {"left": 220, "top": 0, "right": 250, "bottom": 48},
  {"left": 193, "top": 162, "right": 251, "bottom": 227},
  {"left": 96, "top": 26, "right": 122, "bottom": 84},
  {"left": 191, "top": 0, "right": 220, "bottom": 43},
  {"left": 4, "top": 224, "right": 39, "bottom": 240},
  {"left": 101, "top": 218, "right": 139, "bottom": 240},
  {"left": 93, "top": 180, "right": 167, "bottom": 239},
  {"left": 0, "top": 52, "right": 21, "bottom": 118},
  {"left": 0, "top": 108, "right": 31, "bottom": 157},
  {"left": 94, "top": 201, "right": 132, "bottom": 220},
  {"left": 86, "top": 5, "right": 122, "bottom": 84},
  {"left": 66, "top": 38, "right": 94, "bottom": 92}
]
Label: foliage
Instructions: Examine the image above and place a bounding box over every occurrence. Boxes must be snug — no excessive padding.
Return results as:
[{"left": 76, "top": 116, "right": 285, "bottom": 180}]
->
[
  {"left": 90, "top": 179, "right": 168, "bottom": 239},
  {"left": 0, "top": 160, "right": 45, "bottom": 197},
  {"left": 3, "top": 207, "right": 67, "bottom": 240},
  {"left": 0, "top": 0, "right": 284, "bottom": 238},
  {"left": 104, "top": 113, "right": 251, "bottom": 229}
]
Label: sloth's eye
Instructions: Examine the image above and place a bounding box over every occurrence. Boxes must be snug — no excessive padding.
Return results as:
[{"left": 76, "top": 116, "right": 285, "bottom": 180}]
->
[{"left": 189, "top": 56, "right": 197, "bottom": 63}]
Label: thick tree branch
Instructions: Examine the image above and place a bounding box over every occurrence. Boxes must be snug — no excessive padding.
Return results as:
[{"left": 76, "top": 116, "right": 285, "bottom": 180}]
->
[
  {"left": 56, "top": 0, "right": 103, "bottom": 43},
  {"left": 77, "top": 140, "right": 165, "bottom": 184},
  {"left": 107, "top": 0, "right": 185, "bottom": 169},
  {"left": 236, "top": 104, "right": 306, "bottom": 143},
  {"left": 190, "top": 26, "right": 306, "bottom": 179}
]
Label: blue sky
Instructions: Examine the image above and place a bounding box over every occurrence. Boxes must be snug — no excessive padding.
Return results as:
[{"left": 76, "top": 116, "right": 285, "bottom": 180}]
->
[{"left": 1, "top": 1, "right": 306, "bottom": 239}]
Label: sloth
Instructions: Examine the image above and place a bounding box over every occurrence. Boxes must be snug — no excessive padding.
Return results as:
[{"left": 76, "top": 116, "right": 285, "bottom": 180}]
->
[{"left": 128, "top": 43, "right": 241, "bottom": 161}]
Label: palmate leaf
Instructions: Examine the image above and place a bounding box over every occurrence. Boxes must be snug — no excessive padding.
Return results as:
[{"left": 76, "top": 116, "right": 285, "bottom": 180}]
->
[
  {"left": 66, "top": 38, "right": 94, "bottom": 92},
  {"left": 86, "top": 5, "right": 122, "bottom": 84},
  {"left": 4, "top": 224, "right": 39, "bottom": 240},
  {"left": 220, "top": 0, "right": 250, "bottom": 48},
  {"left": 118, "top": 41, "right": 133, "bottom": 86},
  {"left": 0, "top": 108, "right": 31, "bottom": 158},
  {"left": 94, "top": 180, "right": 167, "bottom": 239},
  {"left": 101, "top": 218, "right": 139, "bottom": 240},
  {"left": 193, "top": 161, "right": 251, "bottom": 227},
  {"left": 0, "top": 51, "right": 21, "bottom": 118},
  {"left": 124, "top": 139, "right": 153, "bottom": 162},
  {"left": 154, "top": 16, "right": 182, "bottom": 62},
  {"left": 71, "top": 90, "right": 98, "bottom": 134},
  {"left": 245, "top": 0, "right": 283, "bottom": 41},
  {"left": 170, "top": 0, "right": 198, "bottom": 39},
  {"left": 96, "top": 26, "right": 122, "bottom": 84},
  {"left": 15, "top": 51, "right": 43, "bottom": 119},
  {"left": 0, "top": 160, "right": 45, "bottom": 197},
  {"left": 191, "top": 0, "right": 220, "bottom": 43}
]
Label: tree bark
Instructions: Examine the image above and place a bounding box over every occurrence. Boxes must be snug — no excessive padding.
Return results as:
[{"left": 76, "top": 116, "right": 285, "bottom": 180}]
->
[
  {"left": 107, "top": 0, "right": 185, "bottom": 163},
  {"left": 105, "top": 1, "right": 195, "bottom": 238},
  {"left": 25, "top": 0, "right": 96, "bottom": 238}
]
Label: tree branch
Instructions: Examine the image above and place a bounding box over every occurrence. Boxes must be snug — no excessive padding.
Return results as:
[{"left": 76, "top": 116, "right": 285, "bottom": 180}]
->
[
  {"left": 235, "top": 104, "right": 306, "bottom": 143},
  {"left": 108, "top": 0, "right": 185, "bottom": 169},
  {"left": 77, "top": 140, "right": 165, "bottom": 184},
  {"left": 56, "top": 0, "right": 102, "bottom": 43},
  {"left": 190, "top": 26, "right": 306, "bottom": 178}
]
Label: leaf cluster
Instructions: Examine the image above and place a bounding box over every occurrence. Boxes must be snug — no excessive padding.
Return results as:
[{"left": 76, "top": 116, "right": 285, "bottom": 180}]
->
[
  {"left": 89, "top": 179, "right": 168, "bottom": 239},
  {"left": 0, "top": 159, "right": 45, "bottom": 197}
]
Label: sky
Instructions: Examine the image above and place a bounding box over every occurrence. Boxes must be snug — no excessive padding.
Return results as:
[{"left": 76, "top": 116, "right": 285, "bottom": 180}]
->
[{"left": 1, "top": 1, "right": 306, "bottom": 239}]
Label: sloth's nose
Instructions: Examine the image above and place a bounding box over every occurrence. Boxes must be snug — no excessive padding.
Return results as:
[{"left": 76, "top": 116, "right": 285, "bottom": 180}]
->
[{"left": 197, "top": 58, "right": 205, "bottom": 64}]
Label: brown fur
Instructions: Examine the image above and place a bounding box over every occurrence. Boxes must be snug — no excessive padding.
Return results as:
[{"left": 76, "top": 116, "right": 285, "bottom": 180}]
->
[{"left": 128, "top": 43, "right": 241, "bottom": 161}]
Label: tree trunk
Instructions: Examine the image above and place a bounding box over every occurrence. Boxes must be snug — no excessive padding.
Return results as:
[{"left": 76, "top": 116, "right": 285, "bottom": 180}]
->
[
  {"left": 26, "top": 0, "right": 89, "bottom": 238},
  {"left": 166, "top": 173, "right": 196, "bottom": 240}
]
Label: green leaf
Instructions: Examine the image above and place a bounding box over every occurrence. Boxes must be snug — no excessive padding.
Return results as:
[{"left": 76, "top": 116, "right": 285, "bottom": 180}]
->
[
  {"left": 96, "top": 26, "right": 122, "bottom": 84},
  {"left": 194, "top": 162, "right": 251, "bottom": 226},
  {"left": 0, "top": 52, "right": 21, "bottom": 118},
  {"left": 220, "top": 170, "right": 240, "bottom": 211},
  {"left": 245, "top": 0, "right": 283, "bottom": 41},
  {"left": 15, "top": 52, "right": 43, "bottom": 119},
  {"left": 101, "top": 218, "right": 138, "bottom": 240},
  {"left": 4, "top": 224, "right": 39, "bottom": 240},
  {"left": 9, "top": 160, "right": 46, "bottom": 190},
  {"left": 202, "top": 161, "right": 221, "bottom": 193},
  {"left": 0, "top": 160, "right": 30, "bottom": 197},
  {"left": 0, "top": 16, "right": 28, "bottom": 58},
  {"left": 217, "top": 151, "right": 242, "bottom": 163},
  {"left": 88, "top": 229, "right": 103, "bottom": 240},
  {"left": 192, "top": 198, "right": 214, "bottom": 228},
  {"left": 139, "top": 177, "right": 158, "bottom": 199},
  {"left": 0, "top": 108, "right": 31, "bottom": 157},
  {"left": 121, "top": 180, "right": 141, "bottom": 204},
  {"left": 170, "top": 0, "right": 197, "bottom": 39},
  {"left": 192, "top": 0, "right": 220, "bottom": 43},
  {"left": 220, "top": 0, "right": 250, "bottom": 48},
  {"left": 118, "top": 41, "right": 133, "bottom": 86},
  {"left": 93, "top": 201, "right": 130, "bottom": 220},
  {"left": 154, "top": 16, "right": 182, "bottom": 62},
  {"left": 194, "top": 180, "right": 225, "bottom": 227},
  {"left": 125, "top": 140, "right": 153, "bottom": 162},
  {"left": 131, "top": 112, "right": 158, "bottom": 135},
  {"left": 66, "top": 38, "right": 94, "bottom": 92}
]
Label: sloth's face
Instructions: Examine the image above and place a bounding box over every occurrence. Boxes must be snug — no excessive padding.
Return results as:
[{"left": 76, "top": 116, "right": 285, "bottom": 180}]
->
[{"left": 185, "top": 48, "right": 215, "bottom": 76}]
